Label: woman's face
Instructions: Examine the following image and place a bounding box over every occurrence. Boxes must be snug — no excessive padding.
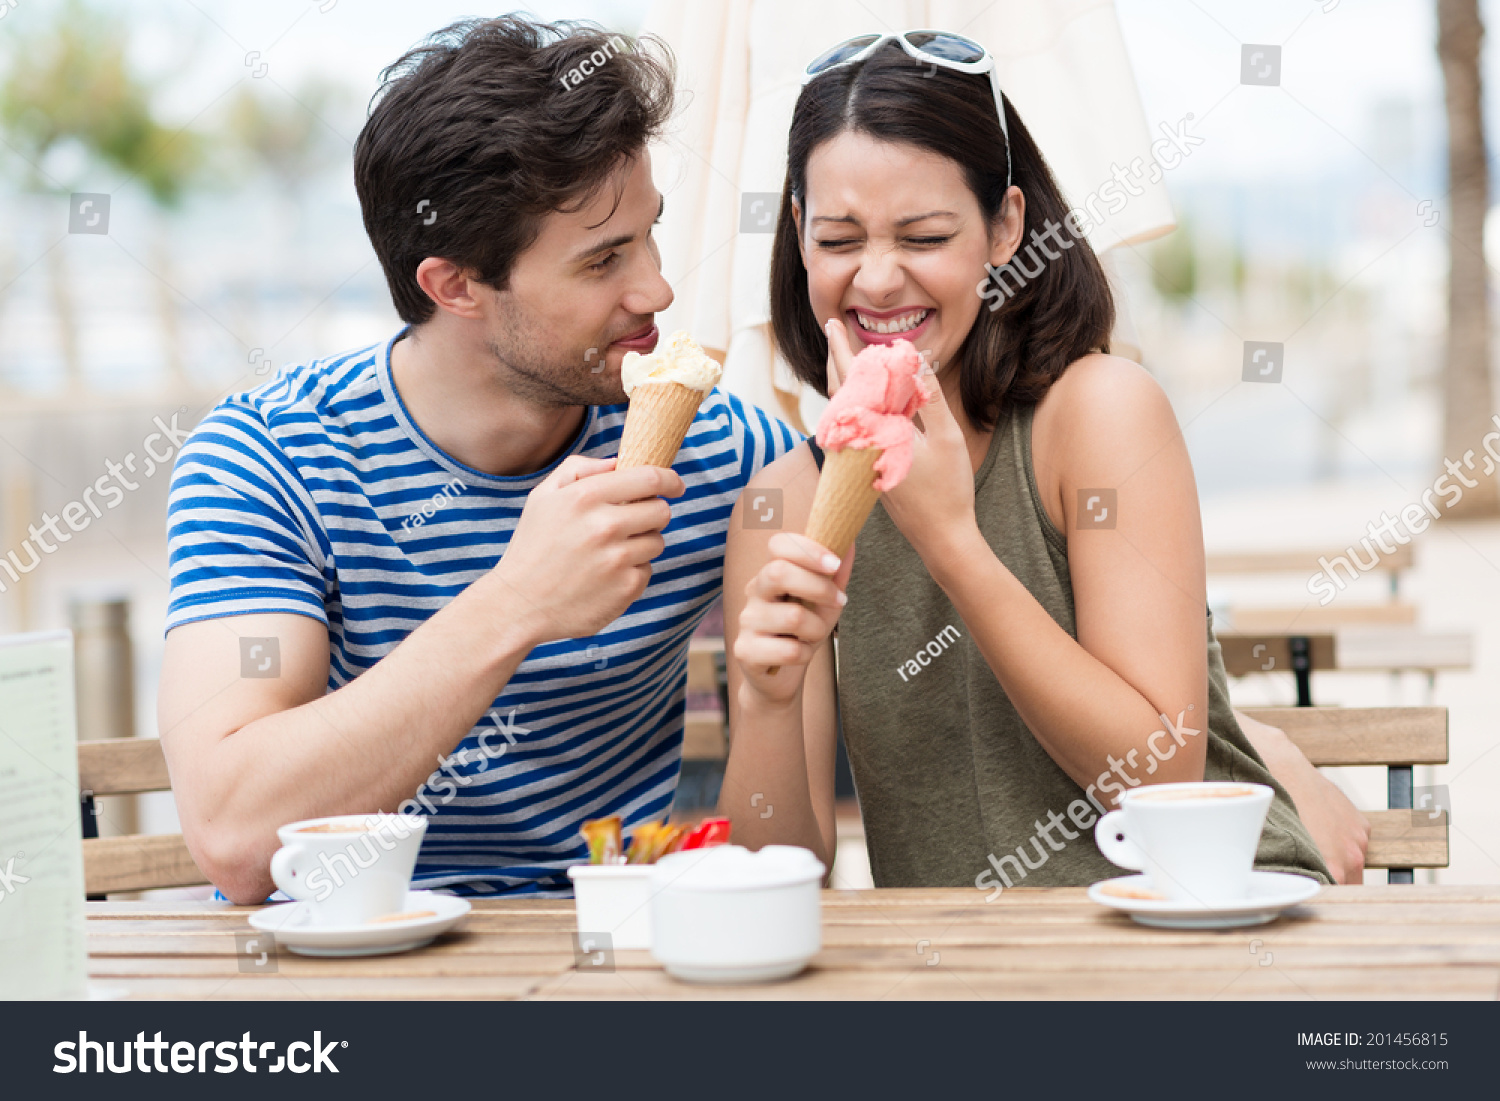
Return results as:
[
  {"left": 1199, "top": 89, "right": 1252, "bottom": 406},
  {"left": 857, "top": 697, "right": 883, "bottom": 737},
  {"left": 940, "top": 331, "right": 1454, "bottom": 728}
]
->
[{"left": 794, "top": 130, "right": 1022, "bottom": 381}]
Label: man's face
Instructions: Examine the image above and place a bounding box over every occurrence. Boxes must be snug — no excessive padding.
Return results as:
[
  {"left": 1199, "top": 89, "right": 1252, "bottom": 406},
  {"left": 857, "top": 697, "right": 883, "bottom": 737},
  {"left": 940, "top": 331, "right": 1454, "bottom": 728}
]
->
[{"left": 479, "top": 149, "right": 672, "bottom": 406}]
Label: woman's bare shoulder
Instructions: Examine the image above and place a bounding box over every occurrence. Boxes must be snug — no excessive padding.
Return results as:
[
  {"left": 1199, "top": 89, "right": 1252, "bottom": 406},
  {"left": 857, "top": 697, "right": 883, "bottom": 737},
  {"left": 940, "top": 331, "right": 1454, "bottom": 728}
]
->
[
  {"left": 1041, "top": 353, "right": 1171, "bottom": 420},
  {"left": 1033, "top": 354, "right": 1179, "bottom": 467},
  {"left": 1027, "top": 354, "right": 1184, "bottom": 530}
]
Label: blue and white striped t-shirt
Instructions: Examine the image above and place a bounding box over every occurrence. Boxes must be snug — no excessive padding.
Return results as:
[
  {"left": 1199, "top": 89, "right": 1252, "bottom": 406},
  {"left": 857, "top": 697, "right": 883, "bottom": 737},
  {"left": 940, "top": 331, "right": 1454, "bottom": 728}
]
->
[{"left": 166, "top": 329, "right": 798, "bottom": 895}]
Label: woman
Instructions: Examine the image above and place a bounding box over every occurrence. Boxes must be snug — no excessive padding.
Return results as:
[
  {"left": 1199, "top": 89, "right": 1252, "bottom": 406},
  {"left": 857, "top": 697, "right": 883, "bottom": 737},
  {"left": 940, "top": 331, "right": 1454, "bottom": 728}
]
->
[{"left": 718, "top": 32, "right": 1368, "bottom": 889}]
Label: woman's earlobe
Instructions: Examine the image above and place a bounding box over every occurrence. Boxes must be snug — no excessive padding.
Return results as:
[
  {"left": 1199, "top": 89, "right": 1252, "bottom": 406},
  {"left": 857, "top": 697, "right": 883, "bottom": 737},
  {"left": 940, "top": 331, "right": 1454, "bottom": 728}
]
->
[{"left": 989, "top": 236, "right": 1020, "bottom": 270}]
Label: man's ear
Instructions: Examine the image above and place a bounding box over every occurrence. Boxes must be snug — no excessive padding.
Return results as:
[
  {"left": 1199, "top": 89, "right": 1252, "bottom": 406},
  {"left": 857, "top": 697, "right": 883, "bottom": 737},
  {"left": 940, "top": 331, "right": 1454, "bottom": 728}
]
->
[
  {"left": 414, "top": 257, "right": 486, "bottom": 321},
  {"left": 988, "top": 185, "right": 1026, "bottom": 269}
]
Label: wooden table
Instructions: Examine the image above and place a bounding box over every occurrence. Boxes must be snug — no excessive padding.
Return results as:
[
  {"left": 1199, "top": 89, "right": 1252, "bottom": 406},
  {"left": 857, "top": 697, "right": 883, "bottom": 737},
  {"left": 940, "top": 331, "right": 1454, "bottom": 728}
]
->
[{"left": 87, "top": 885, "right": 1500, "bottom": 1000}]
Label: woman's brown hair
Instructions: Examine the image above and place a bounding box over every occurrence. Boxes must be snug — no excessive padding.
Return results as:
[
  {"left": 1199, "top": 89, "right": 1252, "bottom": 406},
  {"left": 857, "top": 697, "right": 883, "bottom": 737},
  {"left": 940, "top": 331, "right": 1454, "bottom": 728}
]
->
[{"left": 770, "top": 40, "right": 1115, "bottom": 430}]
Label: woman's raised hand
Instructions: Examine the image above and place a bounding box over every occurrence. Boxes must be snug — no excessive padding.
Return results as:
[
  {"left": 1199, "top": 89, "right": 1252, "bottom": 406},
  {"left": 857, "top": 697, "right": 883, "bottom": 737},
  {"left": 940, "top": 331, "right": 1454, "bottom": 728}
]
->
[
  {"left": 823, "top": 317, "right": 855, "bottom": 396},
  {"left": 733, "top": 532, "right": 853, "bottom": 705},
  {"left": 880, "top": 358, "right": 980, "bottom": 568}
]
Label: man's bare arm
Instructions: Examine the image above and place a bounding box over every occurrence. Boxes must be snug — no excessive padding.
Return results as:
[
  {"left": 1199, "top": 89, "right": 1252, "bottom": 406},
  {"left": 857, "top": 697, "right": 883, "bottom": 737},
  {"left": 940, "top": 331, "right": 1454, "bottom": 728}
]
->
[
  {"left": 160, "top": 593, "right": 538, "bottom": 904},
  {"left": 159, "top": 456, "right": 683, "bottom": 903}
]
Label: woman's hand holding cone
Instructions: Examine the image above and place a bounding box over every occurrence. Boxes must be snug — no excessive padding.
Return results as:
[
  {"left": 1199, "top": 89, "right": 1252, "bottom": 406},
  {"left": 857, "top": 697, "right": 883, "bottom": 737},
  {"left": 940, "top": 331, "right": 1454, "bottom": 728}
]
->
[{"left": 735, "top": 533, "right": 853, "bottom": 702}]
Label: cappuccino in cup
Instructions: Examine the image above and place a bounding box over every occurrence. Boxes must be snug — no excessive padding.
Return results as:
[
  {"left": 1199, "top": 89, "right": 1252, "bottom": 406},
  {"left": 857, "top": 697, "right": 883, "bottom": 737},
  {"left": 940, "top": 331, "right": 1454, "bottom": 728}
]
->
[
  {"left": 1094, "top": 782, "right": 1273, "bottom": 903},
  {"left": 270, "top": 813, "right": 427, "bottom": 925}
]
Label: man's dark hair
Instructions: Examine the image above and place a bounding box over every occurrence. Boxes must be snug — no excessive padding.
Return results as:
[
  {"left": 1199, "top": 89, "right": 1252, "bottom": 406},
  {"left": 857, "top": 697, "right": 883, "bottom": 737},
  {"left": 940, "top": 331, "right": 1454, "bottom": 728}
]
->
[
  {"left": 770, "top": 41, "right": 1114, "bottom": 430},
  {"left": 355, "top": 17, "right": 675, "bottom": 325}
]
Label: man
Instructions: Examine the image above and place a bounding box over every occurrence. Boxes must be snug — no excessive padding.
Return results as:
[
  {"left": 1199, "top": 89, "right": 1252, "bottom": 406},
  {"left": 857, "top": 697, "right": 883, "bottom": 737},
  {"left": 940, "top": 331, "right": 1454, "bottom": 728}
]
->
[{"left": 159, "top": 17, "right": 797, "bottom": 902}]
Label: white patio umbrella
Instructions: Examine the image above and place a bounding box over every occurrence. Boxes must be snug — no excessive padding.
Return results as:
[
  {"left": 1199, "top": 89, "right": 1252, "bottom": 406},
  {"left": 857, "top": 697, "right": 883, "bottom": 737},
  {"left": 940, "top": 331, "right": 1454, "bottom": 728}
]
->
[{"left": 642, "top": 0, "right": 1173, "bottom": 431}]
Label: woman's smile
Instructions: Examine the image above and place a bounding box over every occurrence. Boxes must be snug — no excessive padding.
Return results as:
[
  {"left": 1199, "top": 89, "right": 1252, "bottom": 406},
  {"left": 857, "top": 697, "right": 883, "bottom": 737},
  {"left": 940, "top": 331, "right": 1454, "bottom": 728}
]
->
[
  {"left": 847, "top": 306, "right": 936, "bottom": 346},
  {"left": 797, "top": 131, "right": 998, "bottom": 370}
]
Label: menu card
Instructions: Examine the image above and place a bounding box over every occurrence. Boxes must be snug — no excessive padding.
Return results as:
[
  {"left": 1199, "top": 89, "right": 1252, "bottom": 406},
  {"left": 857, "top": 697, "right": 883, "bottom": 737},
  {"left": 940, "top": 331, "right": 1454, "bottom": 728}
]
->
[{"left": 0, "top": 630, "right": 87, "bottom": 999}]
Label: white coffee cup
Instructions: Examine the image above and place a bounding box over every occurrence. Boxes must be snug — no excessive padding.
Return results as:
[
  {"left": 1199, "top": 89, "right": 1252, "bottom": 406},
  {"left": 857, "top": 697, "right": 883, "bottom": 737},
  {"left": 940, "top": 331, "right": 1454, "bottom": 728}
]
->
[
  {"left": 1094, "top": 782, "right": 1273, "bottom": 903},
  {"left": 269, "top": 813, "right": 427, "bottom": 926}
]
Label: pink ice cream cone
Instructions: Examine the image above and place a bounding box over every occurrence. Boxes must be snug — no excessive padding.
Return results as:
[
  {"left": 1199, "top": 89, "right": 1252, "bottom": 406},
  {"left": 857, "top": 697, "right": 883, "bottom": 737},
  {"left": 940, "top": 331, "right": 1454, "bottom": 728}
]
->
[
  {"left": 763, "top": 339, "right": 928, "bottom": 676},
  {"left": 804, "top": 338, "right": 930, "bottom": 558}
]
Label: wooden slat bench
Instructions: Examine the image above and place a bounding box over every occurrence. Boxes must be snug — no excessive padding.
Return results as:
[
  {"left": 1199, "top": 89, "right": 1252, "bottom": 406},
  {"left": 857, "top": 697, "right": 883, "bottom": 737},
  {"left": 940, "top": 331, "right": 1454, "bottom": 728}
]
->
[
  {"left": 1219, "top": 627, "right": 1473, "bottom": 706},
  {"left": 1212, "top": 546, "right": 1416, "bottom": 634},
  {"left": 1207, "top": 542, "right": 1413, "bottom": 595},
  {"left": 1227, "top": 603, "right": 1416, "bottom": 633}
]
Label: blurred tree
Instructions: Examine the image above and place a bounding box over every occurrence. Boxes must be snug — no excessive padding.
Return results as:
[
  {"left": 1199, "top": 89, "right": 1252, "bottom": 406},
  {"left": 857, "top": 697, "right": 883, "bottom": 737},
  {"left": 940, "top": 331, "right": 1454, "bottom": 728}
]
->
[
  {"left": 0, "top": 0, "right": 204, "bottom": 389},
  {"left": 227, "top": 80, "right": 347, "bottom": 200},
  {"left": 1436, "top": 0, "right": 1499, "bottom": 516},
  {"left": 1149, "top": 217, "right": 1197, "bottom": 303},
  {"left": 224, "top": 79, "right": 352, "bottom": 353}
]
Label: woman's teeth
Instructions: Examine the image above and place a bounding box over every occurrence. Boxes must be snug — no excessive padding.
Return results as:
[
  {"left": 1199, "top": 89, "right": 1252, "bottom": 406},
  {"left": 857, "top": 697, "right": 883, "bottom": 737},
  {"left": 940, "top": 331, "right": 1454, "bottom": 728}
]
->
[{"left": 855, "top": 309, "right": 930, "bottom": 334}]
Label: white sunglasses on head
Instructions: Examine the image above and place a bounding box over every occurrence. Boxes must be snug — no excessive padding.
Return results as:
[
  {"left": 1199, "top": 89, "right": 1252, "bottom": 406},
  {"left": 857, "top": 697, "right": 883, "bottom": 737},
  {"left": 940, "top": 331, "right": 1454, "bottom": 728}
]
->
[{"left": 801, "top": 30, "right": 1011, "bottom": 188}]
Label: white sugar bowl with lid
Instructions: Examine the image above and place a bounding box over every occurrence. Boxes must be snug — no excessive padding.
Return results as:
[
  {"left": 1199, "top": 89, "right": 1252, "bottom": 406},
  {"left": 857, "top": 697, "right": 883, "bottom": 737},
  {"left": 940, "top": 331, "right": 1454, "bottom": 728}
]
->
[{"left": 648, "top": 844, "right": 826, "bottom": 984}]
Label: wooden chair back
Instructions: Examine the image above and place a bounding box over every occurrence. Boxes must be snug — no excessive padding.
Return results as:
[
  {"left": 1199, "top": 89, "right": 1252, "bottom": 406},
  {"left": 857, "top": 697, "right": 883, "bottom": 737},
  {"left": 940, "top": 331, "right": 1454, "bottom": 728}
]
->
[
  {"left": 1240, "top": 706, "right": 1448, "bottom": 881},
  {"left": 78, "top": 738, "right": 206, "bottom": 896},
  {"left": 685, "top": 637, "right": 729, "bottom": 761}
]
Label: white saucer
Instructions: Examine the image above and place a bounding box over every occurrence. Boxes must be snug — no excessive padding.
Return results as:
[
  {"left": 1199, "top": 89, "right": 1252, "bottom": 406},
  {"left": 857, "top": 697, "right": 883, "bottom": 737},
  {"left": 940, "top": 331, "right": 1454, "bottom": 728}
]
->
[
  {"left": 1088, "top": 871, "right": 1321, "bottom": 929},
  {"left": 248, "top": 890, "right": 471, "bottom": 956}
]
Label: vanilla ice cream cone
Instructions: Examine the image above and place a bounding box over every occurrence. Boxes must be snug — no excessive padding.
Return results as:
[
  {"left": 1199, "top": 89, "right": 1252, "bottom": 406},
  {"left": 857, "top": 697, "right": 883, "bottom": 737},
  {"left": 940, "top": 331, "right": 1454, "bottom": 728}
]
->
[
  {"left": 804, "top": 446, "right": 883, "bottom": 558},
  {"left": 616, "top": 381, "right": 708, "bottom": 470},
  {"left": 616, "top": 330, "right": 721, "bottom": 471}
]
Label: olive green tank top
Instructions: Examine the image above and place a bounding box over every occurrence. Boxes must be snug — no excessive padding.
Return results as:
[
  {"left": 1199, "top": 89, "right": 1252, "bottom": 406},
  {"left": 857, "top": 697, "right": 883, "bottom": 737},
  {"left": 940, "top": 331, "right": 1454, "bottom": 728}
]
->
[{"left": 825, "top": 400, "right": 1331, "bottom": 889}]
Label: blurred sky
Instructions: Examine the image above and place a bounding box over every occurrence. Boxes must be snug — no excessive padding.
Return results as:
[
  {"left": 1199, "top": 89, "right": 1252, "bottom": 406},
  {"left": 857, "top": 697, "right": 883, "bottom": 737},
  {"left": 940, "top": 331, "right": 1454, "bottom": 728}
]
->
[
  {"left": 1121, "top": 0, "right": 1443, "bottom": 187},
  {"left": 82, "top": 0, "right": 1492, "bottom": 266},
  {"left": 0, "top": 0, "right": 1476, "bottom": 239},
  {"left": 102, "top": 0, "right": 1468, "bottom": 188}
]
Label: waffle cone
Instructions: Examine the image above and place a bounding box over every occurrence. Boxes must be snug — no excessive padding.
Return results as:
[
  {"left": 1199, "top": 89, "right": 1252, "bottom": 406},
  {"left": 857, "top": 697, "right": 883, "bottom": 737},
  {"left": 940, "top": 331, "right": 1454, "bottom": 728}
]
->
[
  {"left": 804, "top": 446, "right": 883, "bottom": 558},
  {"left": 616, "top": 382, "right": 707, "bottom": 470}
]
